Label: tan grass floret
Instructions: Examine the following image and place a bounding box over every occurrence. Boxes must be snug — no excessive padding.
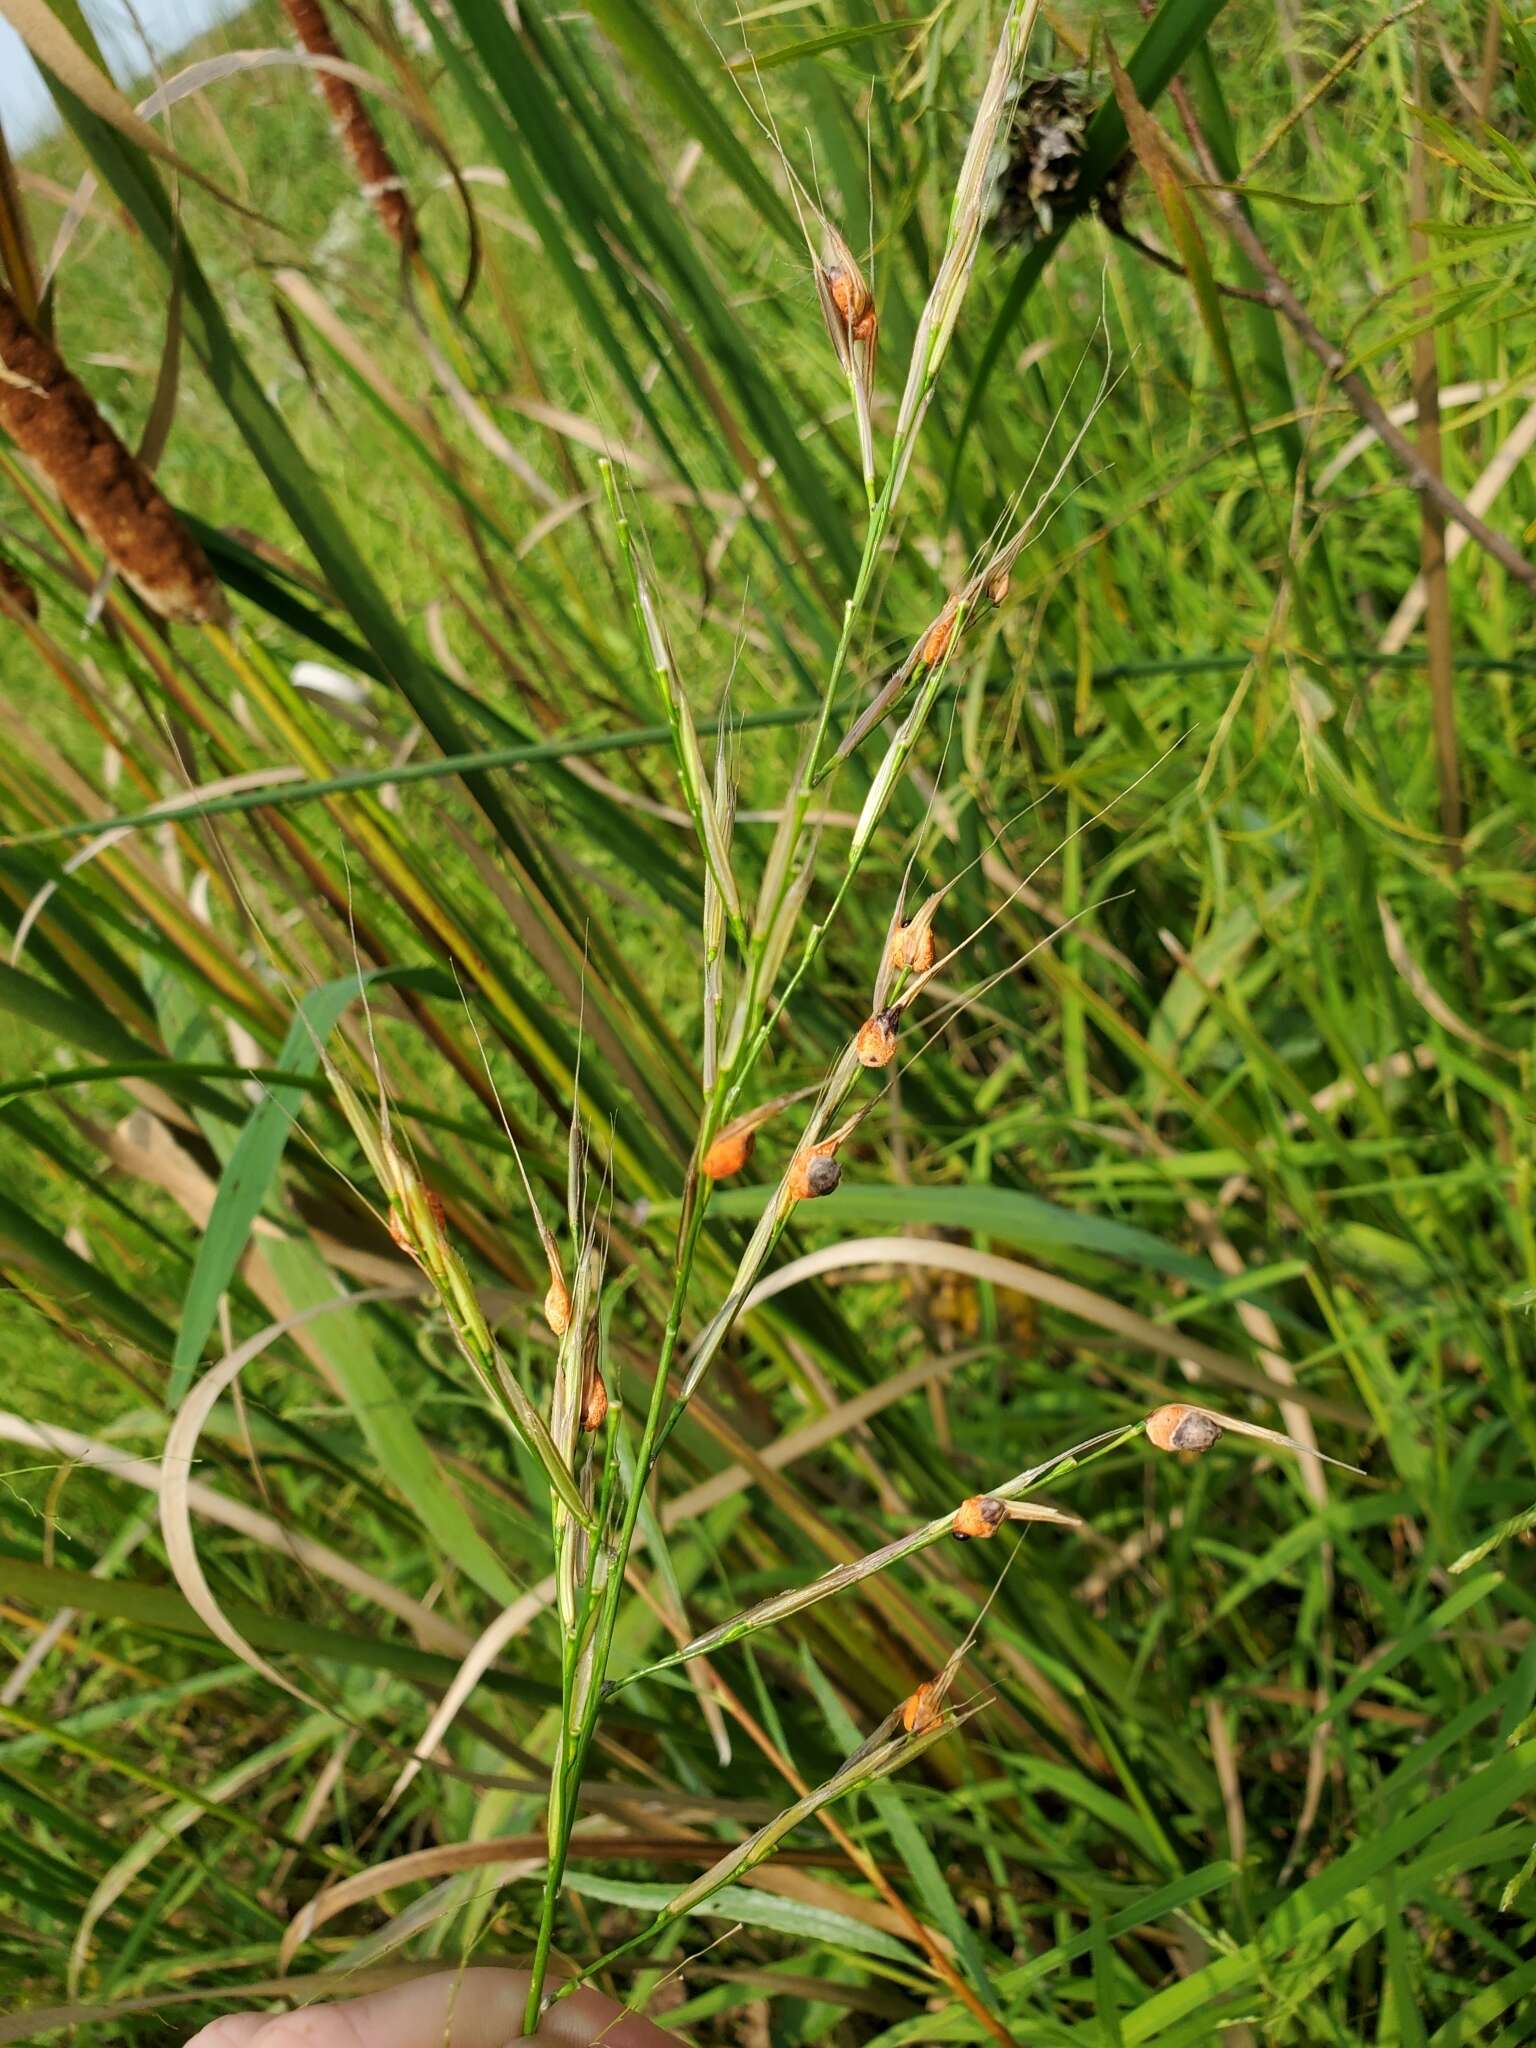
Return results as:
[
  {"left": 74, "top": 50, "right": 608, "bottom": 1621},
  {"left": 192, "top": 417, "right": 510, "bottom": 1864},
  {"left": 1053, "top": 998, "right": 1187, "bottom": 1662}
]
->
[
  {"left": 855, "top": 1008, "right": 900, "bottom": 1069},
  {"left": 544, "top": 1273, "right": 572, "bottom": 1337},
  {"left": 890, "top": 920, "right": 937, "bottom": 975},
  {"left": 1146, "top": 1403, "right": 1222, "bottom": 1454},
  {"left": 952, "top": 1494, "right": 1008, "bottom": 1541},
  {"left": 901, "top": 1679, "right": 944, "bottom": 1736},
  {"left": 581, "top": 1372, "right": 608, "bottom": 1433},
  {"left": 920, "top": 602, "right": 958, "bottom": 668},
  {"left": 787, "top": 1143, "right": 842, "bottom": 1202},
  {"left": 702, "top": 1125, "right": 755, "bottom": 1180},
  {"left": 0, "top": 284, "right": 226, "bottom": 624}
]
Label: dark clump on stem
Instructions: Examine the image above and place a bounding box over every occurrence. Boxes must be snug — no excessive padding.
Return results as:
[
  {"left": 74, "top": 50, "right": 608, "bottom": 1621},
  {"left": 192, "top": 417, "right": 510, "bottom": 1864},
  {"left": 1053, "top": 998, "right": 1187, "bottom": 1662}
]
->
[
  {"left": 0, "top": 284, "right": 227, "bottom": 624},
  {"left": 989, "top": 73, "right": 1130, "bottom": 246},
  {"left": 278, "top": 0, "right": 418, "bottom": 251},
  {"left": 0, "top": 552, "right": 38, "bottom": 621}
]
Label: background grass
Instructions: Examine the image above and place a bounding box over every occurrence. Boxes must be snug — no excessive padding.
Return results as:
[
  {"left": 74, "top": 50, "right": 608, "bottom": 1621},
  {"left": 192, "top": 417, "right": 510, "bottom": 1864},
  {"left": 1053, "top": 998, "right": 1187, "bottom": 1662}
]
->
[{"left": 2, "top": 0, "right": 1536, "bottom": 2039}]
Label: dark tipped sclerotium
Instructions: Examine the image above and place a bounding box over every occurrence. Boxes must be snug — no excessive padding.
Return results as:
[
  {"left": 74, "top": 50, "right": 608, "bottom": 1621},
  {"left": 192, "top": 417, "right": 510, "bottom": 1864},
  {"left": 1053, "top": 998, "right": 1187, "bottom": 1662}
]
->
[{"left": 805, "top": 1154, "right": 842, "bottom": 1197}]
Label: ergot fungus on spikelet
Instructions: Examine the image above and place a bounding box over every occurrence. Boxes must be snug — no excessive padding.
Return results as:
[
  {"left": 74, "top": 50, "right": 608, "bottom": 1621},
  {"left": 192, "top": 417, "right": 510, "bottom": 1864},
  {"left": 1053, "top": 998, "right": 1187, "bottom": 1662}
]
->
[
  {"left": 1147, "top": 1403, "right": 1222, "bottom": 1454},
  {"left": 544, "top": 1271, "right": 572, "bottom": 1338},
  {"left": 920, "top": 601, "right": 958, "bottom": 669},
  {"left": 581, "top": 1371, "right": 608, "bottom": 1433},
  {"left": 814, "top": 224, "right": 877, "bottom": 367},
  {"left": 702, "top": 1125, "right": 755, "bottom": 1180},
  {"left": 855, "top": 1008, "right": 900, "bottom": 1069},
  {"left": 788, "top": 1143, "right": 842, "bottom": 1202},
  {"left": 890, "top": 920, "right": 937, "bottom": 975},
  {"left": 952, "top": 1494, "right": 1007, "bottom": 1541},
  {"left": 902, "top": 1680, "right": 944, "bottom": 1737}
]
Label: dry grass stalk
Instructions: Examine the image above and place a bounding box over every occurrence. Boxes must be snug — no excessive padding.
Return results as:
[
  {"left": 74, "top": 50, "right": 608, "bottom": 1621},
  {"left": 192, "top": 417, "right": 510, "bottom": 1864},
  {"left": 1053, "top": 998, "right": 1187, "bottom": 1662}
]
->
[
  {"left": 0, "top": 284, "right": 226, "bottom": 623},
  {"left": 278, "top": 0, "right": 418, "bottom": 250}
]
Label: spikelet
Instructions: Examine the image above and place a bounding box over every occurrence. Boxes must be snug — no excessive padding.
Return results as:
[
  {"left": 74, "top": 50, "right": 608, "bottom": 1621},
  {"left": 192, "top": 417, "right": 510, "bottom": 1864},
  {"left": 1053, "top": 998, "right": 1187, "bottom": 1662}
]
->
[
  {"left": 278, "top": 0, "right": 418, "bottom": 251},
  {"left": 581, "top": 1371, "right": 609, "bottom": 1433},
  {"left": 1146, "top": 1403, "right": 1222, "bottom": 1454},
  {"left": 543, "top": 1271, "right": 571, "bottom": 1338},
  {"left": 787, "top": 1142, "right": 842, "bottom": 1202},
  {"left": 919, "top": 600, "right": 958, "bottom": 668},
  {"left": 814, "top": 225, "right": 877, "bottom": 369},
  {"left": 951, "top": 1494, "right": 1007, "bottom": 1541},
  {"left": 855, "top": 1008, "right": 900, "bottom": 1069},
  {"left": 702, "top": 1125, "right": 755, "bottom": 1180},
  {"left": 901, "top": 1679, "right": 944, "bottom": 1736},
  {"left": 387, "top": 1184, "right": 446, "bottom": 1255},
  {"left": 0, "top": 285, "right": 227, "bottom": 625},
  {"left": 889, "top": 919, "right": 938, "bottom": 976},
  {"left": 0, "top": 553, "right": 38, "bottom": 621}
]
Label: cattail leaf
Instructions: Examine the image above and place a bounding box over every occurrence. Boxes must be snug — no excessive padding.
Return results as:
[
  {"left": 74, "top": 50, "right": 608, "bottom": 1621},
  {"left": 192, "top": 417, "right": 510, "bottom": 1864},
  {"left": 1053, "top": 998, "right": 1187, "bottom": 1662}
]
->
[
  {"left": 169, "top": 965, "right": 437, "bottom": 1404},
  {"left": 575, "top": 0, "right": 796, "bottom": 244},
  {"left": 0, "top": 1186, "right": 173, "bottom": 1354}
]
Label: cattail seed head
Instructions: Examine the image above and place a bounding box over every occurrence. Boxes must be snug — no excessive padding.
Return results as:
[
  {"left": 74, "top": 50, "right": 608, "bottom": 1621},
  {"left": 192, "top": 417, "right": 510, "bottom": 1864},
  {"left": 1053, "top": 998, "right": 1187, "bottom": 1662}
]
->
[
  {"left": 0, "top": 284, "right": 227, "bottom": 624},
  {"left": 278, "top": 0, "right": 418, "bottom": 250},
  {"left": 702, "top": 1125, "right": 755, "bottom": 1180},
  {"left": 544, "top": 1274, "right": 571, "bottom": 1337},
  {"left": 1147, "top": 1403, "right": 1223, "bottom": 1454},
  {"left": 855, "top": 1007, "right": 900, "bottom": 1069},
  {"left": 788, "top": 1144, "right": 842, "bottom": 1202},
  {"left": 952, "top": 1494, "right": 1008, "bottom": 1541},
  {"left": 0, "top": 554, "right": 38, "bottom": 621},
  {"left": 902, "top": 1680, "right": 944, "bottom": 1737},
  {"left": 890, "top": 920, "right": 937, "bottom": 976}
]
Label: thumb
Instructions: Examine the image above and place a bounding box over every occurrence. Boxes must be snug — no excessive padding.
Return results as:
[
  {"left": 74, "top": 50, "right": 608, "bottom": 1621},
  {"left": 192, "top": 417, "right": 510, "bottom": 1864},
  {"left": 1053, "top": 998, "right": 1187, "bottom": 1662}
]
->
[{"left": 186, "top": 1967, "right": 676, "bottom": 2048}]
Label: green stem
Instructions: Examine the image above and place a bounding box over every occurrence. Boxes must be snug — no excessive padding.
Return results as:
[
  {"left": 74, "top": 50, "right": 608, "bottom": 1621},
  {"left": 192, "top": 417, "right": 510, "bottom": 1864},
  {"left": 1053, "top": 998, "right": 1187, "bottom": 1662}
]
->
[{"left": 520, "top": 1189, "right": 712, "bottom": 2033}]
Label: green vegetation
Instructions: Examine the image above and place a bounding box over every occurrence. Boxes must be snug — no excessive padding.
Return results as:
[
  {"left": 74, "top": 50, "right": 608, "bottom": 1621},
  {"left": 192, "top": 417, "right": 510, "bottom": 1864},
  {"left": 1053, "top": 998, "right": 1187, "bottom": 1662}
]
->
[{"left": 2, "top": 0, "right": 1535, "bottom": 2040}]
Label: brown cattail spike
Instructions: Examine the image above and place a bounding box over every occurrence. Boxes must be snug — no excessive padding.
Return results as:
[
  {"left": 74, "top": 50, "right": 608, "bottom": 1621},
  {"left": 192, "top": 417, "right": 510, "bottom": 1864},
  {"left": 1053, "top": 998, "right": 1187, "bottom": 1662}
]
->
[
  {"left": 902, "top": 1680, "right": 944, "bottom": 1737},
  {"left": 0, "top": 554, "right": 38, "bottom": 621},
  {"left": 1147, "top": 1403, "right": 1223, "bottom": 1455},
  {"left": 702, "top": 1126, "right": 755, "bottom": 1180},
  {"left": 890, "top": 921, "right": 937, "bottom": 976},
  {"left": 788, "top": 1144, "right": 842, "bottom": 1202},
  {"left": 855, "top": 1008, "right": 899, "bottom": 1069},
  {"left": 952, "top": 1494, "right": 1008, "bottom": 1542},
  {"left": 278, "top": 0, "right": 417, "bottom": 251},
  {"left": 0, "top": 284, "right": 227, "bottom": 624}
]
